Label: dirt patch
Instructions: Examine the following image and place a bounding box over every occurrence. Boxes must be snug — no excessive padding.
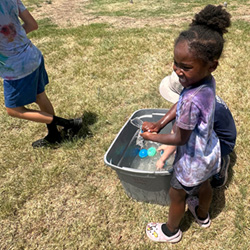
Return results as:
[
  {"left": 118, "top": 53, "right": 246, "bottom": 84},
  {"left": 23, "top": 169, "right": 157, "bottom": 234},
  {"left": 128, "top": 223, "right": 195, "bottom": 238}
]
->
[
  {"left": 31, "top": 0, "right": 192, "bottom": 28},
  {"left": 31, "top": 0, "right": 250, "bottom": 28}
]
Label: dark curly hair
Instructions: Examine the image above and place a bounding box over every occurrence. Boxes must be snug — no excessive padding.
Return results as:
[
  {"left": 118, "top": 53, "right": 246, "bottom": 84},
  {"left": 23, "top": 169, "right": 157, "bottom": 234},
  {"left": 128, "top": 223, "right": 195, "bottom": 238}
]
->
[{"left": 175, "top": 5, "right": 231, "bottom": 62}]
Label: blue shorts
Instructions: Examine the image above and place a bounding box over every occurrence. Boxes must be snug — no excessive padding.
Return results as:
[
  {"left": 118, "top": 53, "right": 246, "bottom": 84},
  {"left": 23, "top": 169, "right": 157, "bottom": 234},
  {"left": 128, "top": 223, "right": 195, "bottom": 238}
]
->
[{"left": 3, "top": 57, "right": 49, "bottom": 108}]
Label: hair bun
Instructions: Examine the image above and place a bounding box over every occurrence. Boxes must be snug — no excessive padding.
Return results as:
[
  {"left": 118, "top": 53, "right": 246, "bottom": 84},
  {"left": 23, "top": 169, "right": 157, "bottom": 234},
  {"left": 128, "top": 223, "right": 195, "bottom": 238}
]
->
[{"left": 190, "top": 5, "right": 231, "bottom": 35}]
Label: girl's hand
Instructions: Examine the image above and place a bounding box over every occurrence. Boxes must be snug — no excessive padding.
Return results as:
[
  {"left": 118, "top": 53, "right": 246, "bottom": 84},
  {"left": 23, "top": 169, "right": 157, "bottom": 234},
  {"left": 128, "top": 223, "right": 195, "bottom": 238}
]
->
[
  {"left": 140, "top": 131, "right": 156, "bottom": 140},
  {"left": 142, "top": 121, "right": 160, "bottom": 133}
]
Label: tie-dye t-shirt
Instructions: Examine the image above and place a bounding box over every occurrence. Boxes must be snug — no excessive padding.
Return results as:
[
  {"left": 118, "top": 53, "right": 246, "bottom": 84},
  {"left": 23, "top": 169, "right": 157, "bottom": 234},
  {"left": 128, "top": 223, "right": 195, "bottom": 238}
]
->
[
  {"left": 0, "top": 0, "right": 41, "bottom": 80},
  {"left": 174, "top": 76, "right": 221, "bottom": 187}
]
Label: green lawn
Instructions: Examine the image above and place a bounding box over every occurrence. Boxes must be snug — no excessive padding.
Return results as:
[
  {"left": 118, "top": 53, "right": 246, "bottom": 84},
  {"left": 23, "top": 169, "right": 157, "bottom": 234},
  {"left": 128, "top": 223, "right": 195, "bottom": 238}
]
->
[{"left": 0, "top": 1, "right": 249, "bottom": 249}]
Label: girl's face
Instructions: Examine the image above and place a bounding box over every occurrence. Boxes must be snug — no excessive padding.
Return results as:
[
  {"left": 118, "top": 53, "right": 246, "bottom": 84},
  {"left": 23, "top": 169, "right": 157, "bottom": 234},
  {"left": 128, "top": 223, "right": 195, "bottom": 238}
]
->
[{"left": 173, "top": 40, "right": 214, "bottom": 88}]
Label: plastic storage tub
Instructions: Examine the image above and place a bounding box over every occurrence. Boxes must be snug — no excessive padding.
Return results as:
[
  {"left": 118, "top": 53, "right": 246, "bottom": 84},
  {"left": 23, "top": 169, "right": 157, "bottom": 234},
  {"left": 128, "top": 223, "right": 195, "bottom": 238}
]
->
[{"left": 104, "top": 109, "right": 174, "bottom": 205}]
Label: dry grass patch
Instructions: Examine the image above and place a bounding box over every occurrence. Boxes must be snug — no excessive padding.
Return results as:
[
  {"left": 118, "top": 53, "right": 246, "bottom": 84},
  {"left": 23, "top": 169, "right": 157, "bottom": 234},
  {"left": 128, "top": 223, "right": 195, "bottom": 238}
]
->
[
  {"left": 29, "top": 0, "right": 250, "bottom": 29},
  {"left": 0, "top": 0, "right": 249, "bottom": 249}
]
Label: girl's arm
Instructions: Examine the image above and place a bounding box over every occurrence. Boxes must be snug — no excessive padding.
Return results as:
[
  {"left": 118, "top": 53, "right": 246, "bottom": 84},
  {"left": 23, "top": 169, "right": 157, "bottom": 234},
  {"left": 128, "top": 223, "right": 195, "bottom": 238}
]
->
[
  {"left": 19, "top": 9, "right": 38, "bottom": 34},
  {"left": 142, "top": 102, "right": 177, "bottom": 133},
  {"left": 141, "top": 125, "right": 192, "bottom": 146}
]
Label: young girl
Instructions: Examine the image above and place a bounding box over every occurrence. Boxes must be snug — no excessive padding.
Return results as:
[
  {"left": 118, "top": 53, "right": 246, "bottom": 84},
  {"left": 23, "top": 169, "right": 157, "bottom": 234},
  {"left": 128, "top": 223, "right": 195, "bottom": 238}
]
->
[
  {"left": 0, "top": 0, "right": 82, "bottom": 148},
  {"left": 153, "top": 79, "right": 236, "bottom": 187},
  {"left": 141, "top": 5, "right": 231, "bottom": 243}
]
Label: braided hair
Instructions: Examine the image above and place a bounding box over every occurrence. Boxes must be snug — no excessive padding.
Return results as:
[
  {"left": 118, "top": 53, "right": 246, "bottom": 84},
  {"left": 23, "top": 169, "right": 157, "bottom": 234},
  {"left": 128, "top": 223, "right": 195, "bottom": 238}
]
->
[{"left": 175, "top": 5, "right": 231, "bottom": 62}]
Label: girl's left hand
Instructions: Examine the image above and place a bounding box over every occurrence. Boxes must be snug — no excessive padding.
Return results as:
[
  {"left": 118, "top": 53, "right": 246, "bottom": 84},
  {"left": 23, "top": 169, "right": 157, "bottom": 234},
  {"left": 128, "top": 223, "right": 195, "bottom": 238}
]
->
[{"left": 140, "top": 131, "right": 156, "bottom": 140}]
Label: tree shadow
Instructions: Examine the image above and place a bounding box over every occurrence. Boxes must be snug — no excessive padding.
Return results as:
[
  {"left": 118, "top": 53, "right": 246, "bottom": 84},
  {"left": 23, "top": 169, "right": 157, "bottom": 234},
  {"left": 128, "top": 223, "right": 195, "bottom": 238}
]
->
[{"left": 180, "top": 150, "right": 237, "bottom": 232}]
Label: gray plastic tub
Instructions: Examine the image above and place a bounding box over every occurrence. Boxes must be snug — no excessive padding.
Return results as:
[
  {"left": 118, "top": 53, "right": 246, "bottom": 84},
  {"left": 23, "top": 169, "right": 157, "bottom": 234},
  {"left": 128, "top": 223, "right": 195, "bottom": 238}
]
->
[{"left": 104, "top": 109, "right": 174, "bottom": 205}]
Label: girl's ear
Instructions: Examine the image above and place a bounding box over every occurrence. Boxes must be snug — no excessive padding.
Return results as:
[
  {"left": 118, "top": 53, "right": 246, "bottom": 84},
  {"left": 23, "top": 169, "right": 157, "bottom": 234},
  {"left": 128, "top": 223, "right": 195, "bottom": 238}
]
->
[{"left": 209, "top": 60, "right": 218, "bottom": 72}]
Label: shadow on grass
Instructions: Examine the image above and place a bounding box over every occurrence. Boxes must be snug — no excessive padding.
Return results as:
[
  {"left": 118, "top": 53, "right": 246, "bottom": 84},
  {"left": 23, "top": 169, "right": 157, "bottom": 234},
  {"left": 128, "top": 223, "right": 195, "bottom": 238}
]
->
[
  {"left": 78, "top": 110, "right": 98, "bottom": 138},
  {"left": 62, "top": 110, "right": 98, "bottom": 142},
  {"left": 180, "top": 150, "right": 237, "bottom": 232}
]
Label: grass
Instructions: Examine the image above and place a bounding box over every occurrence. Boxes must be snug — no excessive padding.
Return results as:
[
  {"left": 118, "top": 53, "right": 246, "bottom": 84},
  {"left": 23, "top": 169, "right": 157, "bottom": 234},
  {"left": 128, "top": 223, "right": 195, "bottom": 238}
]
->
[
  {"left": 85, "top": 0, "right": 250, "bottom": 18},
  {"left": 0, "top": 0, "right": 250, "bottom": 249}
]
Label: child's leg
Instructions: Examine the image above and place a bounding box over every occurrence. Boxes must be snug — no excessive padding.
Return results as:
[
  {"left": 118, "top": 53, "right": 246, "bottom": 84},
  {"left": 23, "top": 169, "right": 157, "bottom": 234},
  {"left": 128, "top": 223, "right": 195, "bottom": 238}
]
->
[
  {"left": 35, "top": 91, "right": 55, "bottom": 117},
  {"left": 166, "top": 187, "right": 186, "bottom": 232},
  {"left": 145, "top": 185, "right": 185, "bottom": 243},
  {"left": 5, "top": 92, "right": 78, "bottom": 127},
  {"left": 6, "top": 101, "right": 61, "bottom": 145},
  {"left": 5, "top": 92, "right": 54, "bottom": 123},
  {"left": 36, "top": 92, "right": 82, "bottom": 129},
  {"left": 6, "top": 91, "right": 82, "bottom": 147},
  {"left": 210, "top": 154, "right": 230, "bottom": 188},
  {"left": 6, "top": 106, "right": 53, "bottom": 124},
  {"left": 197, "top": 180, "right": 213, "bottom": 219}
]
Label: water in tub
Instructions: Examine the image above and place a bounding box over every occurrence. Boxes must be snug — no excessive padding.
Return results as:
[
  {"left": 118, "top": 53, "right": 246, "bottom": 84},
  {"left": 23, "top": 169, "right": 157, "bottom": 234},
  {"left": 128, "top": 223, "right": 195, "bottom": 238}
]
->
[
  {"left": 130, "top": 117, "right": 174, "bottom": 171},
  {"left": 130, "top": 141, "right": 174, "bottom": 172}
]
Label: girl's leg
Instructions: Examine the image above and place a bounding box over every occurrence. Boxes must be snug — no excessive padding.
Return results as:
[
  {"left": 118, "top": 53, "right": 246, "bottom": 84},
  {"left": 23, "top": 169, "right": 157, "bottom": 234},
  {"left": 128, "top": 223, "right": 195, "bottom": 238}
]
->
[
  {"left": 197, "top": 180, "right": 213, "bottom": 219},
  {"left": 167, "top": 187, "right": 187, "bottom": 232},
  {"left": 146, "top": 186, "right": 185, "bottom": 243}
]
